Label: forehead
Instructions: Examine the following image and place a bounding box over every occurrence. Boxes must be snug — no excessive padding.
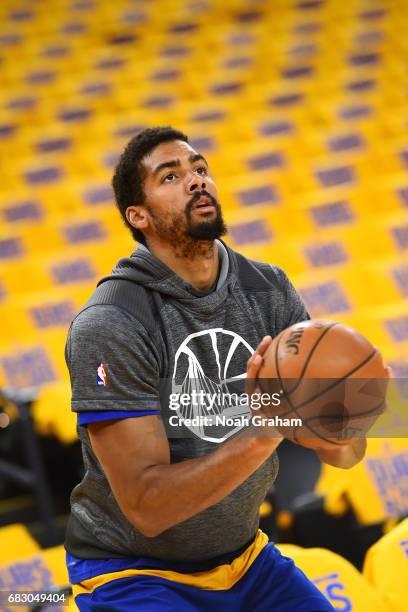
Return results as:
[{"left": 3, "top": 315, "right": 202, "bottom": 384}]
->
[{"left": 142, "top": 140, "right": 199, "bottom": 172}]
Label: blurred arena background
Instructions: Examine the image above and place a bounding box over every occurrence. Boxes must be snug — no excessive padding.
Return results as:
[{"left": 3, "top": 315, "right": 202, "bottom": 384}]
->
[{"left": 0, "top": 0, "right": 407, "bottom": 610}]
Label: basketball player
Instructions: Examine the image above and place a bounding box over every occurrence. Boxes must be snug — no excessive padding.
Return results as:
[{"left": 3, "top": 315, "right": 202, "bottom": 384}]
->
[{"left": 65, "top": 127, "right": 366, "bottom": 610}]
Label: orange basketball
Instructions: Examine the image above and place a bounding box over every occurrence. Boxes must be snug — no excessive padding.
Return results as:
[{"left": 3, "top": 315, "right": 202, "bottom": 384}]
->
[{"left": 257, "top": 320, "right": 389, "bottom": 449}]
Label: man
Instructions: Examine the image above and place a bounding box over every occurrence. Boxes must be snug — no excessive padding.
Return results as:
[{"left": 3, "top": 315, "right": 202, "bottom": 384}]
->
[{"left": 65, "top": 127, "right": 365, "bottom": 610}]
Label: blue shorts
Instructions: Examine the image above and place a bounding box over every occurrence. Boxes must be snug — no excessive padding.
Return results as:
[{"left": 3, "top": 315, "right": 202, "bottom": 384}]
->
[{"left": 68, "top": 531, "right": 334, "bottom": 611}]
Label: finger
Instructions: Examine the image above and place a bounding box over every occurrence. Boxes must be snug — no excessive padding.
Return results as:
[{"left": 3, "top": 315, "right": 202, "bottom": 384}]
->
[
  {"left": 385, "top": 366, "right": 393, "bottom": 378},
  {"left": 247, "top": 336, "right": 272, "bottom": 372},
  {"left": 246, "top": 356, "right": 263, "bottom": 397},
  {"left": 246, "top": 337, "right": 273, "bottom": 397},
  {"left": 247, "top": 353, "right": 263, "bottom": 380},
  {"left": 254, "top": 335, "right": 273, "bottom": 358},
  {"left": 252, "top": 336, "right": 273, "bottom": 372}
]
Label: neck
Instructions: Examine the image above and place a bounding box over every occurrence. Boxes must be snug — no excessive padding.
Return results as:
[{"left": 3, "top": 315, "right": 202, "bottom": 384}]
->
[{"left": 146, "top": 238, "right": 219, "bottom": 291}]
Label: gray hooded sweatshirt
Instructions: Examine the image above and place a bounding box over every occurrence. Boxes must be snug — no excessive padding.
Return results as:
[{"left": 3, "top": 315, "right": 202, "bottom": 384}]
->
[{"left": 65, "top": 241, "right": 309, "bottom": 562}]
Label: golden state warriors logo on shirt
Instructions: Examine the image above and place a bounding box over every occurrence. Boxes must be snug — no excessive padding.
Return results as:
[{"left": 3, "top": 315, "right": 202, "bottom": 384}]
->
[
  {"left": 171, "top": 329, "right": 254, "bottom": 443},
  {"left": 97, "top": 363, "right": 107, "bottom": 386}
]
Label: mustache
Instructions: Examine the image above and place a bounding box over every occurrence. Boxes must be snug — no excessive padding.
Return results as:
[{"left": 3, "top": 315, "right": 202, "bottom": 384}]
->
[{"left": 185, "top": 190, "right": 219, "bottom": 213}]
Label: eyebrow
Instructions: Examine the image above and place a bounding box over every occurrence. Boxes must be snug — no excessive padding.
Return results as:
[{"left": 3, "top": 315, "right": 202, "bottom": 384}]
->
[
  {"left": 152, "top": 153, "right": 208, "bottom": 177},
  {"left": 190, "top": 153, "right": 208, "bottom": 165}
]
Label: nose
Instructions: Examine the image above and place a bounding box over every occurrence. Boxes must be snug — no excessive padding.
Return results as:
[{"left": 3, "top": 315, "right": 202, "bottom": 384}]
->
[{"left": 186, "top": 172, "right": 206, "bottom": 193}]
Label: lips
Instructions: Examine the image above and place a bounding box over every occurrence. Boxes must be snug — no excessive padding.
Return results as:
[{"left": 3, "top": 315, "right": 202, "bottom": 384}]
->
[{"left": 193, "top": 197, "right": 214, "bottom": 210}]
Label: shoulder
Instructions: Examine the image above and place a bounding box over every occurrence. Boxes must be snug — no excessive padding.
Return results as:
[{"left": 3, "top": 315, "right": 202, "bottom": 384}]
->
[
  {"left": 231, "top": 248, "right": 291, "bottom": 294},
  {"left": 65, "top": 299, "right": 162, "bottom": 371},
  {"left": 70, "top": 303, "right": 134, "bottom": 338},
  {"left": 71, "top": 278, "right": 160, "bottom": 336},
  {"left": 229, "top": 247, "right": 310, "bottom": 329}
]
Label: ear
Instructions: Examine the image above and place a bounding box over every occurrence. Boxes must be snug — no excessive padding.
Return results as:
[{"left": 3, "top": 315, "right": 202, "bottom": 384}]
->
[{"left": 126, "top": 205, "right": 149, "bottom": 232}]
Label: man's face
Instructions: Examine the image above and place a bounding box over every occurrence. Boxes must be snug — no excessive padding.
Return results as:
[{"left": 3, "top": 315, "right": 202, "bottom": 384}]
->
[{"left": 138, "top": 140, "right": 226, "bottom": 250}]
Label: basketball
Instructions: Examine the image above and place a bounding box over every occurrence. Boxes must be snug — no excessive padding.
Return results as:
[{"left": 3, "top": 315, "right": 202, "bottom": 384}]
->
[{"left": 257, "top": 320, "right": 389, "bottom": 449}]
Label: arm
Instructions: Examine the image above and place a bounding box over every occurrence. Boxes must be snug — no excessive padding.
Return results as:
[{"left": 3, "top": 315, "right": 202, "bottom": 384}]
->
[
  {"left": 88, "top": 335, "right": 282, "bottom": 538},
  {"left": 89, "top": 416, "right": 281, "bottom": 537},
  {"left": 316, "top": 438, "right": 367, "bottom": 469}
]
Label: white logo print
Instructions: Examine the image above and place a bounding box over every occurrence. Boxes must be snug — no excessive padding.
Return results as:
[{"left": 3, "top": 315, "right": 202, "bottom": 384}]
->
[{"left": 171, "top": 328, "right": 254, "bottom": 443}]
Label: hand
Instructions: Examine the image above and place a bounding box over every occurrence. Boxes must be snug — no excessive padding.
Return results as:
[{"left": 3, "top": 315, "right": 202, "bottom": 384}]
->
[
  {"left": 245, "top": 335, "right": 273, "bottom": 397},
  {"left": 315, "top": 437, "right": 367, "bottom": 469},
  {"left": 296, "top": 436, "right": 352, "bottom": 452},
  {"left": 245, "top": 336, "right": 283, "bottom": 442}
]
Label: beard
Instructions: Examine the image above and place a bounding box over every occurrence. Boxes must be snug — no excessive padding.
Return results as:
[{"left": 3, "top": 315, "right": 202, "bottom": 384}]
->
[{"left": 146, "top": 190, "right": 227, "bottom": 258}]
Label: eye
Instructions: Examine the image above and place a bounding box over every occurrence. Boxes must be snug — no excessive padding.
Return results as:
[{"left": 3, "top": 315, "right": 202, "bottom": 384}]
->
[
  {"left": 163, "top": 172, "right": 177, "bottom": 182},
  {"left": 195, "top": 166, "right": 208, "bottom": 176}
]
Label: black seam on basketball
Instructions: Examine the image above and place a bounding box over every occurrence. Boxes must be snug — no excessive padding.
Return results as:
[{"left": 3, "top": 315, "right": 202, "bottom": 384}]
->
[
  {"left": 279, "top": 348, "right": 379, "bottom": 418},
  {"left": 276, "top": 378, "right": 334, "bottom": 443},
  {"left": 262, "top": 325, "right": 382, "bottom": 446},
  {"left": 271, "top": 322, "right": 337, "bottom": 400},
  {"left": 279, "top": 347, "right": 379, "bottom": 417},
  {"left": 283, "top": 322, "right": 339, "bottom": 397},
  {"left": 298, "top": 398, "right": 386, "bottom": 443},
  {"left": 271, "top": 324, "right": 340, "bottom": 444},
  {"left": 302, "top": 398, "right": 386, "bottom": 426},
  {"left": 277, "top": 349, "right": 381, "bottom": 445},
  {"left": 288, "top": 396, "right": 385, "bottom": 448}
]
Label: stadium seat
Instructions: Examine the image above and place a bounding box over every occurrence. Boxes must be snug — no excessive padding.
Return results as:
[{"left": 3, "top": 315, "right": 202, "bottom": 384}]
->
[
  {"left": 0, "top": 234, "right": 132, "bottom": 299},
  {"left": 32, "top": 381, "right": 77, "bottom": 444},
  {"left": 0, "top": 6, "right": 407, "bottom": 609},
  {"left": 0, "top": 329, "right": 72, "bottom": 390},
  {"left": 316, "top": 438, "right": 408, "bottom": 525},
  {"left": 346, "top": 300, "right": 408, "bottom": 352},
  {"left": 277, "top": 544, "right": 388, "bottom": 612},
  {"left": 0, "top": 543, "right": 71, "bottom": 607},
  {"left": 363, "top": 517, "right": 408, "bottom": 612},
  {"left": 0, "top": 285, "right": 90, "bottom": 344},
  {"left": 0, "top": 524, "right": 39, "bottom": 564}
]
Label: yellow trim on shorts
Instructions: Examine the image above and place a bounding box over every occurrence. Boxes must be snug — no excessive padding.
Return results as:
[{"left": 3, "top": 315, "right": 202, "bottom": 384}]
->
[{"left": 73, "top": 529, "right": 269, "bottom": 597}]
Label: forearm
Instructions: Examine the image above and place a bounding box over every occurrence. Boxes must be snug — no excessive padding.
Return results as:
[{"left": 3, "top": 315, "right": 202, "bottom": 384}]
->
[
  {"left": 316, "top": 438, "right": 367, "bottom": 469},
  {"left": 132, "top": 430, "right": 281, "bottom": 536}
]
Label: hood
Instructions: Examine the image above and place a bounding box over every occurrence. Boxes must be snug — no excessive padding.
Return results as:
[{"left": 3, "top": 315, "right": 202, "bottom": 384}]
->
[{"left": 98, "top": 240, "right": 239, "bottom": 316}]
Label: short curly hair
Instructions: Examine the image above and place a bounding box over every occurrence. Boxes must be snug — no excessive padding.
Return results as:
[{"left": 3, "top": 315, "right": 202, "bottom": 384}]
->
[{"left": 112, "top": 126, "right": 189, "bottom": 244}]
